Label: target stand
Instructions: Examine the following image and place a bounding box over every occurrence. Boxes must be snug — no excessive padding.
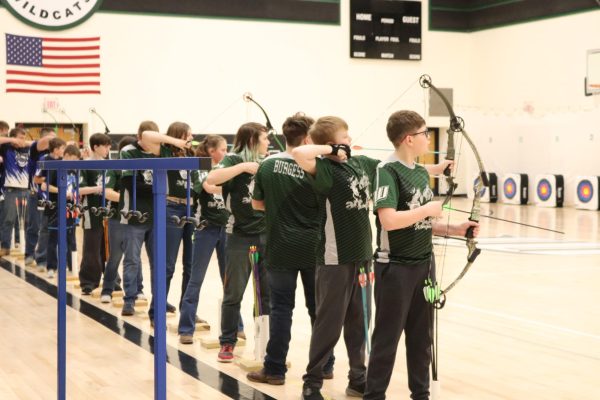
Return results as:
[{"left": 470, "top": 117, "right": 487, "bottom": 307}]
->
[
  {"left": 574, "top": 176, "right": 600, "bottom": 210},
  {"left": 501, "top": 173, "right": 529, "bottom": 205},
  {"left": 534, "top": 174, "right": 564, "bottom": 208}
]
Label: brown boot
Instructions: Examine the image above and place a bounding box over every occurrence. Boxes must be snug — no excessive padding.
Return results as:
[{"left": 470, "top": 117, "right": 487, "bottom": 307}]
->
[{"left": 247, "top": 369, "right": 285, "bottom": 385}]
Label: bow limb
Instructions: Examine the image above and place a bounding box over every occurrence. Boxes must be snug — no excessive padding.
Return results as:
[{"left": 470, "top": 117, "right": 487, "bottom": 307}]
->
[
  {"left": 419, "top": 74, "right": 489, "bottom": 298},
  {"left": 242, "top": 93, "right": 285, "bottom": 151}
]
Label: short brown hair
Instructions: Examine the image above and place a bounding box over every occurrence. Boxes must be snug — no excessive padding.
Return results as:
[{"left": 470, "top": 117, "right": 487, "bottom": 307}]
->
[
  {"left": 137, "top": 120, "right": 159, "bottom": 138},
  {"left": 0, "top": 121, "right": 9, "bottom": 131},
  {"left": 64, "top": 144, "right": 81, "bottom": 159},
  {"left": 308, "top": 116, "right": 348, "bottom": 145},
  {"left": 49, "top": 138, "right": 66, "bottom": 153},
  {"left": 282, "top": 113, "right": 314, "bottom": 147},
  {"left": 40, "top": 127, "right": 55, "bottom": 137},
  {"left": 89, "top": 133, "right": 112, "bottom": 150},
  {"left": 9, "top": 127, "right": 26, "bottom": 138},
  {"left": 386, "top": 110, "right": 426, "bottom": 147}
]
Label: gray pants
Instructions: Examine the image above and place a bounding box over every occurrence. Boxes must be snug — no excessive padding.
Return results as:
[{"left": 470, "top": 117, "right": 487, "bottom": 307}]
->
[
  {"left": 303, "top": 261, "right": 369, "bottom": 389},
  {"left": 364, "top": 261, "right": 432, "bottom": 400},
  {"left": 219, "top": 232, "right": 270, "bottom": 346}
]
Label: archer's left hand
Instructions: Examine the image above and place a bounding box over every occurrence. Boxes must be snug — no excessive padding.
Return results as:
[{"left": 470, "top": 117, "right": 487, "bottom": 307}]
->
[
  {"left": 454, "top": 220, "right": 480, "bottom": 238},
  {"left": 432, "top": 159, "right": 454, "bottom": 175}
]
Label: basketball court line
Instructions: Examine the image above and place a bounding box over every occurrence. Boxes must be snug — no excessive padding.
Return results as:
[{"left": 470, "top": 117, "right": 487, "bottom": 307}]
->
[
  {"left": 452, "top": 302, "right": 600, "bottom": 342},
  {"left": 0, "top": 258, "right": 276, "bottom": 400}
]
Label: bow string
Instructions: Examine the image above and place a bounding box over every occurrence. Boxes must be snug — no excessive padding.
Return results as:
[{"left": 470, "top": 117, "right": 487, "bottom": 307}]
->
[{"left": 419, "top": 74, "right": 489, "bottom": 303}]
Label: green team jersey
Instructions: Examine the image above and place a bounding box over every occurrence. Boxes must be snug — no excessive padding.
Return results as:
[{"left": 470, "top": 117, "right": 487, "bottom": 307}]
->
[
  {"left": 105, "top": 169, "right": 122, "bottom": 221},
  {"left": 80, "top": 169, "right": 105, "bottom": 229},
  {"left": 253, "top": 152, "right": 321, "bottom": 271},
  {"left": 167, "top": 168, "right": 190, "bottom": 199},
  {"left": 215, "top": 153, "right": 265, "bottom": 235},
  {"left": 311, "top": 155, "right": 380, "bottom": 265},
  {"left": 119, "top": 143, "right": 172, "bottom": 226},
  {"left": 193, "top": 171, "right": 230, "bottom": 226},
  {"left": 373, "top": 158, "right": 434, "bottom": 265}
]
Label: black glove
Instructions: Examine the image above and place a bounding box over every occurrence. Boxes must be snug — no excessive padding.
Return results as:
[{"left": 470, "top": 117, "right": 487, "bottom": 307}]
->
[{"left": 329, "top": 144, "right": 351, "bottom": 158}]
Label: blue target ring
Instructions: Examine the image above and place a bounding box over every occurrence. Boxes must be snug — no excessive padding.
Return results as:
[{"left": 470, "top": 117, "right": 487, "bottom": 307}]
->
[
  {"left": 577, "top": 180, "right": 593, "bottom": 203},
  {"left": 503, "top": 177, "right": 517, "bottom": 199},
  {"left": 536, "top": 179, "right": 552, "bottom": 202}
]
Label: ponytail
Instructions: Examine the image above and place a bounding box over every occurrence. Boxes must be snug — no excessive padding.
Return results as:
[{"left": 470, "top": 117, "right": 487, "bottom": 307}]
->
[{"left": 195, "top": 135, "right": 227, "bottom": 157}]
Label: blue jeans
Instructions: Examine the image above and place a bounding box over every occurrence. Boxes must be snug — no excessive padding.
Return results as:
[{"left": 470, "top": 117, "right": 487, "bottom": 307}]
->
[
  {"left": 102, "top": 219, "right": 139, "bottom": 296},
  {"left": 148, "top": 203, "right": 194, "bottom": 319},
  {"left": 219, "top": 233, "right": 270, "bottom": 346},
  {"left": 122, "top": 223, "right": 154, "bottom": 305},
  {"left": 35, "top": 214, "right": 48, "bottom": 266},
  {"left": 264, "top": 268, "right": 335, "bottom": 376},
  {"left": 25, "top": 193, "right": 42, "bottom": 259},
  {"left": 1, "top": 188, "right": 27, "bottom": 250},
  {"left": 179, "top": 225, "right": 228, "bottom": 335}
]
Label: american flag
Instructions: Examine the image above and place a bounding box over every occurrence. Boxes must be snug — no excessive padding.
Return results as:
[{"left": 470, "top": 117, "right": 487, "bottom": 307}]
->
[{"left": 5, "top": 33, "right": 100, "bottom": 94}]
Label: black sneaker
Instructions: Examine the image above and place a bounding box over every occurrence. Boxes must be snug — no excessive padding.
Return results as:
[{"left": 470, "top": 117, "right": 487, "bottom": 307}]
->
[
  {"left": 82, "top": 287, "right": 92, "bottom": 296},
  {"left": 166, "top": 302, "right": 176, "bottom": 313},
  {"left": 301, "top": 386, "right": 324, "bottom": 400},
  {"left": 121, "top": 303, "right": 135, "bottom": 316},
  {"left": 345, "top": 381, "right": 365, "bottom": 397}
]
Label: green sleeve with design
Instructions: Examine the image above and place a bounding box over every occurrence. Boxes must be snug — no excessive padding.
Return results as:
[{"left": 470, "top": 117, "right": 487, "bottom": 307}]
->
[
  {"left": 105, "top": 170, "right": 118, "bottom": 190},
  {"left": 193, "top": 171, "right": 207, "bottom": 194},
  {"left": 374, "top": 166, "right": 400, "bottom": 210},
  {"left": 357, "top": 155, "right": 381, "bottom": 193}
]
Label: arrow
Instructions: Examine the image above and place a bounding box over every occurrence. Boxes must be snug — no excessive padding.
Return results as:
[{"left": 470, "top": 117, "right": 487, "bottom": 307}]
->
[
  {"left": 352, "top": 144, "right": 446, "bottom": 154},
  {"left": 443, "top": 205, "right": 565, "bottom": 234}
]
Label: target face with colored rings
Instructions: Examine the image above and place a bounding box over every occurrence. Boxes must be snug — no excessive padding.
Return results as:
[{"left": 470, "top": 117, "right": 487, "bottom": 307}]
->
[
  {"left": 536, "top": 179, "right": 552, "bottom": 201},
  {"left": 577, "top": 180, "right": 593, "bottom": 203},
  {"left": 503, "top": 177, "right": 517, "bottom": 199}
]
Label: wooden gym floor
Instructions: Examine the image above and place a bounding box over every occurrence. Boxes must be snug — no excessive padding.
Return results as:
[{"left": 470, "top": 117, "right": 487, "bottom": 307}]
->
[{"left": 0, "top": 198, "right": 598, "bottom": 399}]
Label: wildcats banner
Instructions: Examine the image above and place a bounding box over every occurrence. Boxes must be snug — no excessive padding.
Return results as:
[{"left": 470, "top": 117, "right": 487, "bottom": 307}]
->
[{"left": 1, "top": 0, "right": 103, "bottom": 30}]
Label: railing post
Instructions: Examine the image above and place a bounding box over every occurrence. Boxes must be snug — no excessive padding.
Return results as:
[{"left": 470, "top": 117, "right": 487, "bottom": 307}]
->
[
  {"left": 57, "top": 168, "right": 67, "bottom": 400},
  {"left": 152, "top": 169, "right": 168, "bottom": 400}
]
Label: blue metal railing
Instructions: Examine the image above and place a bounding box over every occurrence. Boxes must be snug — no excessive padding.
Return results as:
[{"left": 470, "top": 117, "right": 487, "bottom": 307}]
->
[{"left": 36, "top": 157, "right": 211, "bottom": 400}]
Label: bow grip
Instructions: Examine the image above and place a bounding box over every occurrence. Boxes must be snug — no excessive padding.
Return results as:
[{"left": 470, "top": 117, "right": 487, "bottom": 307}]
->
[
  {"left": 466, "top": 225, "right": 475, "bottom": 239},
  {"left": 443, "top": 164, "right": 452, "bottom": 177}
]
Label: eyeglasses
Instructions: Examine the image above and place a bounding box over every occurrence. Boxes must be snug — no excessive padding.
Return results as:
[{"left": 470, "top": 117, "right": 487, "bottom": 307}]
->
[{"left": 408, "top": 129, "right": 432, "bottom": 139}]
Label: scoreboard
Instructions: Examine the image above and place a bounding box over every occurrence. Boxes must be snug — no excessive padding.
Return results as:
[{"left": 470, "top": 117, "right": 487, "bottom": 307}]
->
[{"left": 350, "top": 0, "right": 422, "bottom": 61}]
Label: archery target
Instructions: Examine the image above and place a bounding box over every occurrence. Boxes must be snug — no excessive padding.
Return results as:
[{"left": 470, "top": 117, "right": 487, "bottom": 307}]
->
[
  {"left": 574, "top": 176, "right": 600, "bottom": 210},
  {"left": 500, "top": 173, "right": 529, "bottom": 205},
  {"left": 534, "top": 174, "right": 564, "bottom": 208},
  {"left": 467, "top": 172, "right": 498, "bottom": 203},
  {"left": 504, "top": 178, "right": 517, "bottom": 199}
]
